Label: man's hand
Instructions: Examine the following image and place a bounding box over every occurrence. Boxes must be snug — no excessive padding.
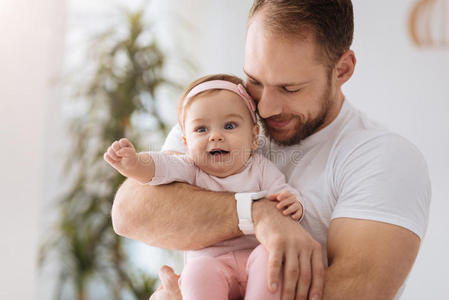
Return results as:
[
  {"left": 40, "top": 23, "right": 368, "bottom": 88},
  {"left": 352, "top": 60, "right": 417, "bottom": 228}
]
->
[
  {"left": 149, "top": 266, "right": 183, "bottom": 300},
  {"left": 252, "top": 198, "right": 324, "bottom": 300}
]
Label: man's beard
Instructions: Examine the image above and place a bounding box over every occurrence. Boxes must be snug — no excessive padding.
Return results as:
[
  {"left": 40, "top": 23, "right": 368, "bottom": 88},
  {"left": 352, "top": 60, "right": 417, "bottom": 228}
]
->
[{"left": 260, "top": 86, "right": 332, "bottom": 147}]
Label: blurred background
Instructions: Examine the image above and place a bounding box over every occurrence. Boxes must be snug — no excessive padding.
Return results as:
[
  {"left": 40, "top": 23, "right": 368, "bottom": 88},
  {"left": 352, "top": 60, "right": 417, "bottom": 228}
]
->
[{"left": 0, "top": 0, "right": 448, "bottom": 299}]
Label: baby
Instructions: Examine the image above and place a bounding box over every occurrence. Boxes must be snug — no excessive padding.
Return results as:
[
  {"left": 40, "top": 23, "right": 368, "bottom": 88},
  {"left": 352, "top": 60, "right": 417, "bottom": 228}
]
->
[{"left": 104, "top": 74, "right": 304, "bottom": 300}]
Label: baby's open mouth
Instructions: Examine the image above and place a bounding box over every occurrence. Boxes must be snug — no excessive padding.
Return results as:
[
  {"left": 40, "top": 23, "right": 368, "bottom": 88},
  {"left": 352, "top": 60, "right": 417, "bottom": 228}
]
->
[{"left": 209, "top": 149, "right": 230, "bottom": 156}]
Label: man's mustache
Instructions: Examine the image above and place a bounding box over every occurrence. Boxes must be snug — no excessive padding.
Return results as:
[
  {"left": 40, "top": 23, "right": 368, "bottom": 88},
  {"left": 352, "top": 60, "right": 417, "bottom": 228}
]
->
[{"left": 263, "top": 114, "right": 300, "bottom": 123}]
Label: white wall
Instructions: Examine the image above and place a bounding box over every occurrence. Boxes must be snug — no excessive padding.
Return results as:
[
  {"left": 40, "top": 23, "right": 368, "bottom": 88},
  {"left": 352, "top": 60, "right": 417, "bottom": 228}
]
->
[
  {"left": 0, "top": 0, "right": 66, "bottom": 299},
  {"left": 348, "top": 2, "right": 449, "bottom": 299}
]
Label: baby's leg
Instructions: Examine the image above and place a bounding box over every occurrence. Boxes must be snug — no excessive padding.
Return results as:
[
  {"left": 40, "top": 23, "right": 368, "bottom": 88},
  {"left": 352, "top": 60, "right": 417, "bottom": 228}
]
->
[
  {"left": 245, "top": 244, "right": 282, "bottom": 300},
  {"left": 179, "top": 256, "right": 233, "bottom": 300}
]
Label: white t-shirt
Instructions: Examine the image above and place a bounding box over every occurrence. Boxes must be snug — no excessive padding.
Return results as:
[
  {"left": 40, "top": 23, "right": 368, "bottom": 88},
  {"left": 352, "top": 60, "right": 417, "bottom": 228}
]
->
[{"left": 162, "top": 100, "right": 431, "bottom": 299}]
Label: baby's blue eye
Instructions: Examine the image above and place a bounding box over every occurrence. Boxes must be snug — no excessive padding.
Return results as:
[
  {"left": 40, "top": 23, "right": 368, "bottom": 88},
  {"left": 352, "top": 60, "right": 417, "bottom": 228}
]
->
[
  {"left": 224, "top": 122, "right": 236, "bottom": 130},
  {"left": 195, "top": 126, "right": 207, "bottom": 133}
]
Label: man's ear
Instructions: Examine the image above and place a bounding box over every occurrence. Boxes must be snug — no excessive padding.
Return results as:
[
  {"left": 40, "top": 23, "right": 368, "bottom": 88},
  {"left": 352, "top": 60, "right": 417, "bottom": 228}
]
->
[
  {"left": 251, "top": 123, "right": 260, "bottom": 150},
  {"left": 334, "top": 50, "right": 356, "bottom": 87}
]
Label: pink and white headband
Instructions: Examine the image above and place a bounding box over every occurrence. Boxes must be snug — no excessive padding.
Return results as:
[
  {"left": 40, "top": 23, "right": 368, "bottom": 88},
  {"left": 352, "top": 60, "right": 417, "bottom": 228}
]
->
[{"left": 181, "top": 80, "right": 257, "bottom": 126}]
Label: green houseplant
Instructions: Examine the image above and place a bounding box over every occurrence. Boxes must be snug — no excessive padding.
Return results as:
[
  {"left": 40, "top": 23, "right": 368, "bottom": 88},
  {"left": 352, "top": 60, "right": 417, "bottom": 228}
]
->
[{"left": 39, "top": 5, "right": 184, "bottom": 300}]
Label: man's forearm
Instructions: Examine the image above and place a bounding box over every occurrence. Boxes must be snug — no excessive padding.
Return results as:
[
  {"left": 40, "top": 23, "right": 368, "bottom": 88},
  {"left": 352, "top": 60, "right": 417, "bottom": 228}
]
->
[
  {"left": 111, "top": 178, "right": 242, "bottom": 250},
  {"left": 322, "top": 219, "right": 420, "bottom": 300}
]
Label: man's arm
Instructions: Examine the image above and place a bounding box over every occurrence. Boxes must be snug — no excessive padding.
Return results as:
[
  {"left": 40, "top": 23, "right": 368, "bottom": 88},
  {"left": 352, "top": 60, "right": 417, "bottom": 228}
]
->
[
  {"left": 111, "top": 178, "right": 241, "bottom": 250},
  {"left": 112, "top": 179, "right": 325, "bottom": 300},
  {"left": 323, "top": 218, "right": 420, "bottom": 300},
  {"left": 252, "top": 198, "right": 324, "bottom": 300}
]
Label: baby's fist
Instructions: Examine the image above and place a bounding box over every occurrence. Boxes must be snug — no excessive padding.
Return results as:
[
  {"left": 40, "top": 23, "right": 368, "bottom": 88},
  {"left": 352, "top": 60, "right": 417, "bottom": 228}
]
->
[{"left": 104, "top": 138, "right": 138, "bottom": 175}]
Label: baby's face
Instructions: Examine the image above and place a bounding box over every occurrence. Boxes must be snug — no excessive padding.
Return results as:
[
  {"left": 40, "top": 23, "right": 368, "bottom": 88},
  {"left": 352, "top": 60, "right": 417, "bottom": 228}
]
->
[{"left": 183, "top": 90, "right": 258, "bottom": 177}]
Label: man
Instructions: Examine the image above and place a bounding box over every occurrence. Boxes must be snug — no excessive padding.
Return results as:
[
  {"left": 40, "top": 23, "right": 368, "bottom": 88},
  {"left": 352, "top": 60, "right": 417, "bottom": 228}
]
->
[{"left": 111, "top": 1, "right": 430, "bottom": 299}]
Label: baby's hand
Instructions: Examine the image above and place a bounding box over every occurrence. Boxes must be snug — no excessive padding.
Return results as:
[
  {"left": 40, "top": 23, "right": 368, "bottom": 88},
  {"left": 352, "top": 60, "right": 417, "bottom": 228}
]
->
[
  {"left": 103, "top": 138, "right": 139, "bottom": 178},
  {"left": 268, "top": 190, "right": 303, "bottom": 221}
]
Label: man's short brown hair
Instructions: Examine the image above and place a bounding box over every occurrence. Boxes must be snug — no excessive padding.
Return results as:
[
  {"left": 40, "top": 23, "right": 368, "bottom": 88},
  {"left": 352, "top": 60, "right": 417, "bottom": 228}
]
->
[{"left": 249, "top": 0, "right": 354, "bottom": 68}]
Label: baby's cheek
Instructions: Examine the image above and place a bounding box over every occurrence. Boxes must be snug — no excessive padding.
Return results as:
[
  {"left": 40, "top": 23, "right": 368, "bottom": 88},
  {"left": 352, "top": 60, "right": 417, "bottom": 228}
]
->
[
  {"left": 188, "top": 143, "right": 206, "bottom": 162},
  {"left": 188, "top": 145, "right": 201, "bottom": 158}
]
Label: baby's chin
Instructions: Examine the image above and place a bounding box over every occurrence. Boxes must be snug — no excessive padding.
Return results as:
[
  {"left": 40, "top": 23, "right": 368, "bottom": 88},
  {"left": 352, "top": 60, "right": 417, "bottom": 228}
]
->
[
  {"left": 198, "top": 162, "right": 243, "bottom": 178},
  {"left": 194, "top": 156, "right": 249, "bottom": 178}
]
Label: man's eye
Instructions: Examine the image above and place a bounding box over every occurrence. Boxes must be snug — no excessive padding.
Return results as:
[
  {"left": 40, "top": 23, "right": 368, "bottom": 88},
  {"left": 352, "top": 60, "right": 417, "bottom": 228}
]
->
[
  {"left": 282, "top": 86, "right": 301, "bottom": 93},
  {"left": 195, "top": 127, "right": 207, "bottom": 133},
  {"left": 224, "top": 122, "right": 236, "bottom": 130},
  {"left": 248, "top": 80, "right": 261, "bottom": 86}
]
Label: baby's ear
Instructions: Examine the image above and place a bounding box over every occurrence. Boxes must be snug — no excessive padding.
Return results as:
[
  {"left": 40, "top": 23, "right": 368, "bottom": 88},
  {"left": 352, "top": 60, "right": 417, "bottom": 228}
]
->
[
  {"left": 251, "top": 123, "right": 260, "bottom": 150},
  {"left": 182, "top": 135, "right": 187, "bottom": 146}
]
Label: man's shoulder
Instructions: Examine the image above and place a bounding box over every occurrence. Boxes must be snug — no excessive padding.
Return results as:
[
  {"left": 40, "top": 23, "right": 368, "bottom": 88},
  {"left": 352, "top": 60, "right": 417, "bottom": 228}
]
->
[
  {"left": 335, "top": 126, "right": 416, "bottom": 157},
  {"left": 332, "top": 104, "right": 417, "bottom": 157},
  {"left": 335, "top": 127, "right": 393, "bottom": 151},
  {"left": 332, "top": 127, "right": 427, "bottom": 173}
]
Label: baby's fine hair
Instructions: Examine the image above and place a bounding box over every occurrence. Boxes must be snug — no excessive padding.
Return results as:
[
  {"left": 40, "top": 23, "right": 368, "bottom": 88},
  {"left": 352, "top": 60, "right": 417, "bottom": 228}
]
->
[{"left": 177, "top": 74, "right": 246, "bottom": 127}]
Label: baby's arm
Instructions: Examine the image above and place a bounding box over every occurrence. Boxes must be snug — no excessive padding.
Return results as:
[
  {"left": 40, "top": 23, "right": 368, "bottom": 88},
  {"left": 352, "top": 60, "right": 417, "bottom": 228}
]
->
[
  {"left": 104, "top": 138, "right": 155, "bottom": 184},
  {"left": 259, "top": 154, "right": 304, "bottom": 221}
]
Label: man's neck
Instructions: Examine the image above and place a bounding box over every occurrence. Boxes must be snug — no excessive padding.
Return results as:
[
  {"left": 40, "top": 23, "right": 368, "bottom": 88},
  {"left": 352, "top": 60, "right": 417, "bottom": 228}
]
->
[{"left": 315, "top": 90, "right": 345, "bottom": 134}]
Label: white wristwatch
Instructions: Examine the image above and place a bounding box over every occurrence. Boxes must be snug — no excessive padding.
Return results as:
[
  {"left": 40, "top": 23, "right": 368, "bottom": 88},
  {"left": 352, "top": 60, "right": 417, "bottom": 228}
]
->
[{"left": 235, "top": 191, "right": 267, "bottom": 234}]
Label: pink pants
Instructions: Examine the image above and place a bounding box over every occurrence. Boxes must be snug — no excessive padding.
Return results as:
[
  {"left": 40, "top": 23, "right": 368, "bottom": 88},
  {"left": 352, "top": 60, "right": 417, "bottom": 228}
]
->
[{"left": 179, "top": 244, "right": 282, "bottom": 300}]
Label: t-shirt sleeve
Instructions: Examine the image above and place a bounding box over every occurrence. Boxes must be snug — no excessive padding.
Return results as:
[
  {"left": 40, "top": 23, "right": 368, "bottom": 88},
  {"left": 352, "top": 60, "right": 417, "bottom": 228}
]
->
[
  {"left": 161, "top": 123, "right": 186, "bottom": 154},
  {"left": 258, "top": 155, "right": 305, "bottom": 220},
  {"left": 147, "top": 152, "right": 196, "bottom": 186},
  {"left": 332, "top": 133, "right": 431, "bottom": 239}
]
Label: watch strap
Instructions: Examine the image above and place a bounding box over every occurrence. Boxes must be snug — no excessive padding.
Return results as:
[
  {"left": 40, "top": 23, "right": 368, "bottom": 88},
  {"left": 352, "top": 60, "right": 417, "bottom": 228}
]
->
[{"left": 235, "top": 191, "right": 267, "bottom": 234}]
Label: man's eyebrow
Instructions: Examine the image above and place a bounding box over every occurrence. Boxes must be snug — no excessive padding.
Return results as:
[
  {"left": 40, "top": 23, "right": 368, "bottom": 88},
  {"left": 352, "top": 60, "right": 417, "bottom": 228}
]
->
[
  {"left": 282, "top": 80, "right": 312, "bottom": 87},
  {"left": 243, "top": 69, "right": 311, "bottom": 86},
  {"left": 243, "top": 69, "right": 258, "bottom": 82}
]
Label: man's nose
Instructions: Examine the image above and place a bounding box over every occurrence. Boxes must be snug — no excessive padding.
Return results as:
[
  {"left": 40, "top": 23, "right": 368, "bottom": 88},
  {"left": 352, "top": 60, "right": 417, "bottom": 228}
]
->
[
  {"left": 257, "top": 88, "right": 282, "bottom": 119},
  {"left": 209, "top": 130, "right": 224, "bottom": 142}
]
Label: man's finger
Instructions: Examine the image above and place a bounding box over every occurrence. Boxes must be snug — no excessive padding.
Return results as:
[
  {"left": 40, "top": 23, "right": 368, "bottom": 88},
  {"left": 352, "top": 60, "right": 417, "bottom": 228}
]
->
[
  {"left": 296, "top": 252, "right": 312, "bottom": 300},
  {"left": 282, "top": 251, "right": 299, "bottom": 300},
  {"left": 308, "top": 249, "right": 324, "bottom": 300},
  {"left": 159, "top": 265, "right": 181, "bottom": 292},
  {"left": 267, "top": 249, "right": 283, "bottom": 293}
]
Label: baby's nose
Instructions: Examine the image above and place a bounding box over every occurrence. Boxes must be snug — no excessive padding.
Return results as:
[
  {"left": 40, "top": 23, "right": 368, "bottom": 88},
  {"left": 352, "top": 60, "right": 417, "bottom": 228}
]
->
[{"left": 209, "top": 131, "right": 224, "bottom": 142}]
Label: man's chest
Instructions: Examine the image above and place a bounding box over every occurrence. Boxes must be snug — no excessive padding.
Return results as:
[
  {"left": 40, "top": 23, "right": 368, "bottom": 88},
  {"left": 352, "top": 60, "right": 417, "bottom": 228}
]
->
[{"left": 269, "top": 146, "right": 338, "bottom": 257}]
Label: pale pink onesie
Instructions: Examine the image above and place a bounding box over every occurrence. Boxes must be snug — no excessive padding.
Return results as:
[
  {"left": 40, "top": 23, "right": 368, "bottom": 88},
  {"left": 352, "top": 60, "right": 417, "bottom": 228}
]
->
[{"left": 148, "top": 152, "right": 302, "bottom": 300}]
